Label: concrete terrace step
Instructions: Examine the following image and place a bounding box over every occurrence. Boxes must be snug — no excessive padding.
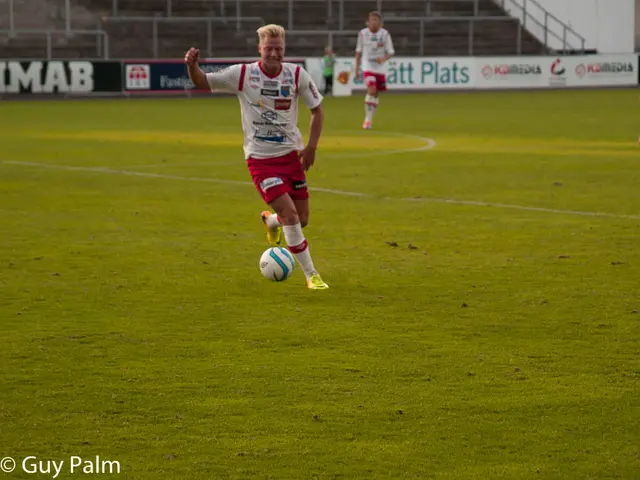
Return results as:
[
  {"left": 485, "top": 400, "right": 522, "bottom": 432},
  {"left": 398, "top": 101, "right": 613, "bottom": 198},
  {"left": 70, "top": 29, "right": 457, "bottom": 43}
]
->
[
  {"left": 0, "top": 34, "right": 101, "bottom": 59},
  {"left": 3, "top": 0, "right": 546, "bottom": 60}
]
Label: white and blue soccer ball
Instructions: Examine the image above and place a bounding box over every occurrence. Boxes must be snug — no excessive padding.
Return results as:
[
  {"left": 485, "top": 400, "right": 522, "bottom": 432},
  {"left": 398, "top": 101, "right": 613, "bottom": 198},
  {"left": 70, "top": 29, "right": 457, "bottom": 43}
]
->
[{"left": 259, "top": 247, "right": 295, "bottom": 282}]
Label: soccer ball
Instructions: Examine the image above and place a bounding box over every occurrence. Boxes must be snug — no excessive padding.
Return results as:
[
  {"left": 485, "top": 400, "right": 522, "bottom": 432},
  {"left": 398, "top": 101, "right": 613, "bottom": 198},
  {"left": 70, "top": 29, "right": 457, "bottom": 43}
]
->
[{"left": 259, "top": 247, "right": 295, "bottom": 282}]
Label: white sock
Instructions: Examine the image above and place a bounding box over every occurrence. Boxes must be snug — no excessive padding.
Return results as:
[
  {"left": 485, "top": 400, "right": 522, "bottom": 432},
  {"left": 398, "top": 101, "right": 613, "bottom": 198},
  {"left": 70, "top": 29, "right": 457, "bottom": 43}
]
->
[
  {"left": 364, "top": 94, "right": 378, "bottom": 122},
  {"left": 283, "top": 223, "right": 317, "bottom": 279},
  {"left": 266, "top": 213, "right": 281, "bottom": 230}
]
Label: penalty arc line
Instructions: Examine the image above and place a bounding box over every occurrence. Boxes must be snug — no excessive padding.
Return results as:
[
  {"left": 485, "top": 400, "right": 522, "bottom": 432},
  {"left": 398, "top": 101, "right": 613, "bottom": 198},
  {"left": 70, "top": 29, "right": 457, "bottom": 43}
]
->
[
  {"left": 112, "top": 134, "right": 438, "bottom": 167},
  {"left": 322, "top": 132, "right": 438, "bottom": 159},
  {"left": 3, "top": 160, "right": 640, "bottom": 221}
]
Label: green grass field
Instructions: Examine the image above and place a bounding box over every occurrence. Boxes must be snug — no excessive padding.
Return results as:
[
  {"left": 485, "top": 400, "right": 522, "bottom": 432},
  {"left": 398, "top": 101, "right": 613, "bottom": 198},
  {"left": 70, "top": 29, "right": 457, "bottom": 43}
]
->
[{"left": 0, "top": 89, "right": 639, "bottom": 479}]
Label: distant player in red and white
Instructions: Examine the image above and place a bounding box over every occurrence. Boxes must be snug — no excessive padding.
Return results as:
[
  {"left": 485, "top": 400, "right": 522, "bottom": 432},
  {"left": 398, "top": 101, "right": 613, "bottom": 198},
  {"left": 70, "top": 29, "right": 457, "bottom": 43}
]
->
[
  {"left": 354, "top": 11, "right": 395, "bottom": 129},
  {"left": 184, "top": 24, "right": 329, "bottom": 290}
]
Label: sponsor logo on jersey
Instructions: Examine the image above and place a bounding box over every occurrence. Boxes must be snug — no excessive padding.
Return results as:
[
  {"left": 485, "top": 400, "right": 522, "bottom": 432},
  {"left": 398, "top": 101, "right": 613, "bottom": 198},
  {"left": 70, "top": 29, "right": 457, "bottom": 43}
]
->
[
  {"left": 261, "top": 110, "right": 278, "bottom": 121},
  {"left": 283, "top": 69, "right": 294, "bottom": 85},
  {"left": 261, "top": 88, "right": 279, "bottom": 96},
  {"left": 263, "top": 80, "right": 279, "bottom": 87},
  {"left": 274, "top": 99, "right": 292, "bottom": 110},
  {"left": 253, "top": 121, "right": 288, "bottom": 127},
  {"left": 259, "top": 177, "right": 284, "bottom": 191},
  {"left": 248, "top": 67, "right": 261, "bottom": 88},
  {"left": 255, "top": 130, "right": 287, "bottom": 144},
  {"left": 280, "top": 85, "right": 291, "bottom": 97}
]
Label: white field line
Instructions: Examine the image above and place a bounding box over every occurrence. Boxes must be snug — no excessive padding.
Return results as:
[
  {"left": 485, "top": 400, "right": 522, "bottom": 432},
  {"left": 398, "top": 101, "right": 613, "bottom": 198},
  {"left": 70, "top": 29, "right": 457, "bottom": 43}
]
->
[
  {"left": 108, "top": 132, "right": 438, "bottom": 166},
  {"left": 3, "top": 161, "right": 250, "bottom": 186},
  {"left": 4, "top": 160, "right": 639, "bottom": 221},
  {"left": 115, "top": 161, "right": 238, "bottom": 169},
  {"left": 397, "top": 195, "right": 640, "bottom": 220},
  {"left": 322, "top": 132, "right": 438, "bottom": 159}
]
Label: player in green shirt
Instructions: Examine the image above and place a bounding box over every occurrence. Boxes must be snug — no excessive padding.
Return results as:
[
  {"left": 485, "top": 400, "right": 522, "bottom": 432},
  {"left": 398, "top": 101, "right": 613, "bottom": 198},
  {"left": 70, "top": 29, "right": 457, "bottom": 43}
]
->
[{"left": 322, "top": 46, "right": 336, "bottom": 95}]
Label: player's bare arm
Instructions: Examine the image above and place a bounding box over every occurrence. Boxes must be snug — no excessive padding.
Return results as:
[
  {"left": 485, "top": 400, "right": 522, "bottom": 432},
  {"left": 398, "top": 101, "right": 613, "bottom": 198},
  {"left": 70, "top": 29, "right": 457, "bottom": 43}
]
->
[
  {"left": 354, "top": 52, "right": 362, "bottom": 78},
  {"left": 300, "top": 104, "right": 324, "bottom": 171},
  {"left": 184, "top": 47, "right": 209, "bottom": 90}
]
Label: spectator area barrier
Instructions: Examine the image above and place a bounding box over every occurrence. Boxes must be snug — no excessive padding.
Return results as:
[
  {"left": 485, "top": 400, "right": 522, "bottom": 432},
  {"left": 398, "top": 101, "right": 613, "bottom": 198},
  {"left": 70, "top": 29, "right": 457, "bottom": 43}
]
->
[{"left": 1, "top": 54, "right": 637, "bottom": 95}]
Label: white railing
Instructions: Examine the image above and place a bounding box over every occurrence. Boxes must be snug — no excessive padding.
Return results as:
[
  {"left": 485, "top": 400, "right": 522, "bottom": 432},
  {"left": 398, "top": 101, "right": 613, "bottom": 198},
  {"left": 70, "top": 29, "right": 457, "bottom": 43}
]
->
[
  {"left": 100, "top": 16, "right": 265, "bottom": 58},
  {"left": 99, "top": 16, "right": 526, "bottom": 58},
  {"left": 4, "top": 0, "right": 74, "bottom": 33},
  {"left": 3, "top": 0, "right": 488, "bottom": 33},
  {"left": 107, "top": 0, "right": 478, "bottom": 19},
  {"left": 496, "top": 0, "right": 586, "bottom": 52},
  {"left": 286, "top": 29, "right": 361, "bottom": 47},
  {"left": 383, "top": 16, "right": 523, "bottom": 56}
]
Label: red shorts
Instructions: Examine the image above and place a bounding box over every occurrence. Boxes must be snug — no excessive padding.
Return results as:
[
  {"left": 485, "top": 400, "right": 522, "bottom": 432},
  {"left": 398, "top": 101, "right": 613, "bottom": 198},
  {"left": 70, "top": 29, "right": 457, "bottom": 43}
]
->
[
  {"left": 363, "top": 71, "right": 387, "bottom": 91},
  {"left": 247, "top": 151, "right": 309, "bottom": 204}
]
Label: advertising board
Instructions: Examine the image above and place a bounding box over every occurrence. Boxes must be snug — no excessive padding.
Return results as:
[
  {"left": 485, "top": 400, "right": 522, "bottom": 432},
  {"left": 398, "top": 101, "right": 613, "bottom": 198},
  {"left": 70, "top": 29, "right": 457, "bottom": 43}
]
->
[
  {"left": 0, "top": 61, "right": 122, "bottom": 94},
  {"left": 333, "top": 57, "right": 476, "bottom": 96},
  {"left": 123, "top": 58, "right": 306, "bottom": 94}
]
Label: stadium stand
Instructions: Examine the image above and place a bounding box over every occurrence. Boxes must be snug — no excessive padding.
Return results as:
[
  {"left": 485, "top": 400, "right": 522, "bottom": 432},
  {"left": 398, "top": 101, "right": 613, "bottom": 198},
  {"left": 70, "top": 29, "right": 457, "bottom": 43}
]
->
[{"left": 0, "top": 0, "right": 548, "bottom": 59}]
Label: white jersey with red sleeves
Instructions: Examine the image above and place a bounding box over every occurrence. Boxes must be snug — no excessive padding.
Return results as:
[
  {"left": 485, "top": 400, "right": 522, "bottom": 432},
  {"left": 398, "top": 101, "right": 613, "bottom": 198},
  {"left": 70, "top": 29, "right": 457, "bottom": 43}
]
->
[
  {"left": 205, "top": 61, "right": 323, "bottom": 160},
  {"left": 356, "top": 27, "right": 395, "bottom": 74}
]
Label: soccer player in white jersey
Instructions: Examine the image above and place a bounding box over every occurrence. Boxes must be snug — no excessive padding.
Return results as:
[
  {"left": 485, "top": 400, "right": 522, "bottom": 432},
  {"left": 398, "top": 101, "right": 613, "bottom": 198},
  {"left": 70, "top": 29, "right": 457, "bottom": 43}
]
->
[
  {"left": 354, "top": 11, "right": 395, "bottom": 129},
  {"left": 184, "top": 24, "right": 329, "bottom": 290}
]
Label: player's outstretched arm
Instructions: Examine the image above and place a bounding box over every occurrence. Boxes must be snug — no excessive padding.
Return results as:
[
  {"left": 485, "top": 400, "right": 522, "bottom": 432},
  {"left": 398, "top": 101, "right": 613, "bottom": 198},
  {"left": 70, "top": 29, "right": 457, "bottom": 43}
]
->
[{"left": 184, "top": 47, "right": 209, "bottom": 90}]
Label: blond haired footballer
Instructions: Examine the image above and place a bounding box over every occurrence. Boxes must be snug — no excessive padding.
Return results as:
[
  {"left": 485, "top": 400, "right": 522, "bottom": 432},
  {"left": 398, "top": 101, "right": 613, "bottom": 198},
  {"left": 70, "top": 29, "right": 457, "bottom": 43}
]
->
[{"left": 184, "top": 25, "right": 329, "bottom": 290}]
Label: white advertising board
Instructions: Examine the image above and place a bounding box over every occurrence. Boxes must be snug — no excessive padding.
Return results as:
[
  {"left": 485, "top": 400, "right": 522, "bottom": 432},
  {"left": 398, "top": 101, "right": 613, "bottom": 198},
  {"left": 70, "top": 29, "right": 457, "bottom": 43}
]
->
[
  {"left": 562, "top": 54, "right": 638, "bottom": 87},
  {"left": 329, "top": 54, "right": 638, "bottom": 95},
  {"left": 332, "top": 56, "right": 476, "bottom": 96}
]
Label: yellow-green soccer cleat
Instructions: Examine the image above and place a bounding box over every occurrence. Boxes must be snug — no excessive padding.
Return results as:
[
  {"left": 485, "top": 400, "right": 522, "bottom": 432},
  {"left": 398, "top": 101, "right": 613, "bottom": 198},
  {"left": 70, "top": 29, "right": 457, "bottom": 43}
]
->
[
  {"left": 307, "top": 273, "right": 329, "bottom": 290},
  {"left": 260, "top": 211, "right": 283, "bottom": 246}
]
